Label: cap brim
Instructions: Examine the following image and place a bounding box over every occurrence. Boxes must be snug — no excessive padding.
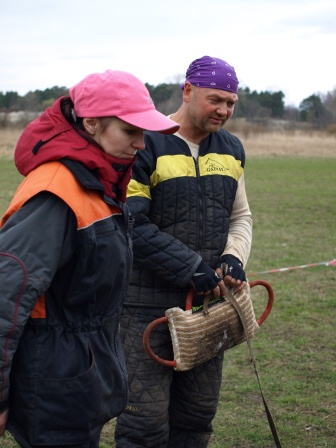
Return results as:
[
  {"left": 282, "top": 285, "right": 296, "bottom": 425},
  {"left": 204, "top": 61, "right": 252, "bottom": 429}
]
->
[{"left": 117, "top": 109, "right": 180, "bottom": 135}]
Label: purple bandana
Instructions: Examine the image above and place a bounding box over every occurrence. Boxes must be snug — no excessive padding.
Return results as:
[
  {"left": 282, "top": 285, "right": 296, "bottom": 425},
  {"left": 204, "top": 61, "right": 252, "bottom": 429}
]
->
[{"left": 181, "top": 55, "right": 239, "bottom": 94}]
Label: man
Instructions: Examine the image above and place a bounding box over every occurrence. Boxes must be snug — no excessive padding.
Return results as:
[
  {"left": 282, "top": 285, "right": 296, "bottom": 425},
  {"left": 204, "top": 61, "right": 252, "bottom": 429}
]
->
[{"left": 115, "top": 56, "right": 253, "bottom": 447}]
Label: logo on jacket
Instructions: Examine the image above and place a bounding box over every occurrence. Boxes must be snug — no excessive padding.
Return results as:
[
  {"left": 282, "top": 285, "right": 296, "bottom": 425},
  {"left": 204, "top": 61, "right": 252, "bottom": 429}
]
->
[{"left": 205, "top": 157, "right": 229, "bottom": 173}]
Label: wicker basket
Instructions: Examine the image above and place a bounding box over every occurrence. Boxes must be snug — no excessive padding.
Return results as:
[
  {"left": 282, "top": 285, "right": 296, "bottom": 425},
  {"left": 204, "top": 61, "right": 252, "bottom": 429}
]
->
[
  {"left": 167, "top": 284, "right": 259, "bottom": 370},
  {"left": 143, "top": 280, "right": 274, "bottom": 371}
]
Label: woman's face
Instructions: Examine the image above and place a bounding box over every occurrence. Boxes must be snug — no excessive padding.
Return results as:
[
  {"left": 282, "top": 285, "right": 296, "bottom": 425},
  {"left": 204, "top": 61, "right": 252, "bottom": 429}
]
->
[{"left": 85, "top": 117, "right": 145, "bottom": 159}]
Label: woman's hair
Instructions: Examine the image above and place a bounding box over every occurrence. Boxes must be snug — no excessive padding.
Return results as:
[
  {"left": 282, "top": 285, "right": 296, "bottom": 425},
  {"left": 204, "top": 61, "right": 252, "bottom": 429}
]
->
[
  {"left": 61, "top": 97, "right": 114, "bottom": 147},
  {"left": 61, "top": 97, "right": 84, "bottom": 130}
]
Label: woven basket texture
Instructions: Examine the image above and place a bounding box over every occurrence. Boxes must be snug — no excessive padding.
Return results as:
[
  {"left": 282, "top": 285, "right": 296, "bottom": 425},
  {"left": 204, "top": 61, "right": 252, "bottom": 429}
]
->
[{"left": 166, "top": 284, "right": 259, "bottom": 371}]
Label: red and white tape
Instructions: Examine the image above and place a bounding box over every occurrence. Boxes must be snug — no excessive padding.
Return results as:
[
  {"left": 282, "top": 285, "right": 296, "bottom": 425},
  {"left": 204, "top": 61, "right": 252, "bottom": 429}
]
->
[{"left": 247, "top": 259, "right": 336, "bottom": 277}]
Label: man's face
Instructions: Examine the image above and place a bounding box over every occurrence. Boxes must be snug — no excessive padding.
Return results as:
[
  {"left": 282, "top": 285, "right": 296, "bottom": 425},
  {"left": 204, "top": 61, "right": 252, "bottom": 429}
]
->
[{"left": 185, "top": 83, "right": 238, "bottom": 134}]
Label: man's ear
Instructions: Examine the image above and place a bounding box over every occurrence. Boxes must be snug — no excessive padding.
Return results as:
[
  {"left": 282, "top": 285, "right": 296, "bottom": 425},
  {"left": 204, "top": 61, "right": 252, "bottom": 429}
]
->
[
  {"left": 83, "top": 118, "right": 98, "bottom": 135},
  {"left": 183, "top": 82, "right": 193, "bottom": 103}
]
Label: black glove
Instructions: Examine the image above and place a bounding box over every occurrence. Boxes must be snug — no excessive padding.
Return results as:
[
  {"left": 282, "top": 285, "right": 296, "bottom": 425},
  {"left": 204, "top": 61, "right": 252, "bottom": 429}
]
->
[
  {"left": 219, "top": 254, "right": 246, "bottom": 282},
  {"left": 189, "top": 260, "right": 222, "bottom": 294}
]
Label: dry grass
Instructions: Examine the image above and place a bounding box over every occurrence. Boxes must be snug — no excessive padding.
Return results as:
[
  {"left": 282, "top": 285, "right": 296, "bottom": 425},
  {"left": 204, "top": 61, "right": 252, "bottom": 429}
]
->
[
  {"left": 238, "top": 130, "right": 336, "bottom": 158},
  {"left": 0, "top": 128, "right": 23, "bottom": 158},
  {"left": 1, "top": 126, "right": 336, "bottom": 159}
]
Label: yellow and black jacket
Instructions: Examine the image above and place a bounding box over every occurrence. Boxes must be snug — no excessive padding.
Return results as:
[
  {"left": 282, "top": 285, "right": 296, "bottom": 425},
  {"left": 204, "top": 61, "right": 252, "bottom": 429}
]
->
[{"left": 126, "top": 129, "right": 245, "bottom": 308}]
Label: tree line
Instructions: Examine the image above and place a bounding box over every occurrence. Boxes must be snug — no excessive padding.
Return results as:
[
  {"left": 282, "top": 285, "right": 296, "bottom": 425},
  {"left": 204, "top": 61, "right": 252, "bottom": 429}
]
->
[{"left": 1, "top": 83, "right": 336, "bottom": 129}]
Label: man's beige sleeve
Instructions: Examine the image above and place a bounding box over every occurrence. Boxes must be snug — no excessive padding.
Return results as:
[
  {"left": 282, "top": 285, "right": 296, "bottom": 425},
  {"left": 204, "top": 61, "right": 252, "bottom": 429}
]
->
[{"left": 222, "top": 173, "right": 253, "bottom": 267}]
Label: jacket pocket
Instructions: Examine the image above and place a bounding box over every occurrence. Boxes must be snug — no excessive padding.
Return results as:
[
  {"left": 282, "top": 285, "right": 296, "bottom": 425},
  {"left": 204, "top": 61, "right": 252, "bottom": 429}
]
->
[{"left": 9, "top": 344, "right": 125, "bottom": 445}]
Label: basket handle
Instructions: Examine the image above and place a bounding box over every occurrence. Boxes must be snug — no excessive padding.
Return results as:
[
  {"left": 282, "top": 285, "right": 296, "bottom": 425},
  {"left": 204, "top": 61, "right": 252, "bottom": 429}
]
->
[
  {"left": 249, "top": 279, "right": 274, "bottom": 325},
  {"left": 185, "top": 279, "right": 274, "bottom": 325},
  {"left": 142, "top": 316, "right": 177, "bottom": 368}
]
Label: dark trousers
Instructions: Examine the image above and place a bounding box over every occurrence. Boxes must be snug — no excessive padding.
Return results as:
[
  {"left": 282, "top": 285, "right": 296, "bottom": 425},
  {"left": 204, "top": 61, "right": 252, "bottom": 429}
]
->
[{"left": 115, "top": 307, "right": 224, "bottom": 448}]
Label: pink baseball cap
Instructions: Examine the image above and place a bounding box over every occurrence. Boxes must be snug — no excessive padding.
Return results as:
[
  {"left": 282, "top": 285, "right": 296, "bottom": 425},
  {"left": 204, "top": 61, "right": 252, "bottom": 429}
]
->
[{"left": 69, "top": 70, "right": 180, "bottom": 134}]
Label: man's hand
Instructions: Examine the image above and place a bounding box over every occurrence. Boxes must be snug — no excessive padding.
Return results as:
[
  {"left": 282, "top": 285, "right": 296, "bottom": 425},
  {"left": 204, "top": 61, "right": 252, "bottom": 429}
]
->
[
  {"left": 0, "top": 409, "right": 9, "bottom": 436},
  {"left": 216, "top": 254, "right": 247, "bottom": 292},
  {"left": 190, "top": 260, "right": 225, "bottom": 298}
]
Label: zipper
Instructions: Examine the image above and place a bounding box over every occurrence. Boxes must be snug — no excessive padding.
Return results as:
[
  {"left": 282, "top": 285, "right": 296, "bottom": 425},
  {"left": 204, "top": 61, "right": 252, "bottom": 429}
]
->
[
  {"left": 194, "top": 157, "right": 204, "bottom": 254},
  {"left": 120, "top": 202, "right": 133, "bottom": 282}
]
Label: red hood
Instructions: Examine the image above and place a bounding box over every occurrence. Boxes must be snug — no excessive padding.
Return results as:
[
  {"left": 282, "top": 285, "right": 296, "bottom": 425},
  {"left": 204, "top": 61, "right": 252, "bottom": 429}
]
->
[{"left": 14, "top": 97, "right": 134, "bottom": 202}]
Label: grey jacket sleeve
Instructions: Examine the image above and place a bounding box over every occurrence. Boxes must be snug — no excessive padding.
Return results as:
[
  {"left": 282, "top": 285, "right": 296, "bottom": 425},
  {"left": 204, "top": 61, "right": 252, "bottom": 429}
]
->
[{"left": 0, "top": 192, "right": 76, "bottom": 411}]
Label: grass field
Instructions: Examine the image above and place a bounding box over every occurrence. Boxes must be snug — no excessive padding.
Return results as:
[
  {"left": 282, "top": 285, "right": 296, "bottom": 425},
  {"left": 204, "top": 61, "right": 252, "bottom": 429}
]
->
[{"left": 0, "top": 128, "right": 335, "bottom": 447}]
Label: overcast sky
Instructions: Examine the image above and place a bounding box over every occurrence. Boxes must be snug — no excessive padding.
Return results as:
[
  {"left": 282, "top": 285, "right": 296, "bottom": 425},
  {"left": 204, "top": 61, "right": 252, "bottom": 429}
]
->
[{"left": 1, "top": 0, "right": 335, "bottom": 107}]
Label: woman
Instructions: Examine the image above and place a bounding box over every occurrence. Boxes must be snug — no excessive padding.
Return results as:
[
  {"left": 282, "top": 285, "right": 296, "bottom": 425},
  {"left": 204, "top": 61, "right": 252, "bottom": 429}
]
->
[{"left": 0, "top": 69, "right": 179, "bottom": 448}]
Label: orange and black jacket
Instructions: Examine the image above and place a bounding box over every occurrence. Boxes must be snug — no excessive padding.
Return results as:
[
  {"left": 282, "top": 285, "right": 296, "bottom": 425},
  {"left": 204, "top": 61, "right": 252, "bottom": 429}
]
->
[{"left": 0, "top": 102, "right": 133, "bottom": 446}]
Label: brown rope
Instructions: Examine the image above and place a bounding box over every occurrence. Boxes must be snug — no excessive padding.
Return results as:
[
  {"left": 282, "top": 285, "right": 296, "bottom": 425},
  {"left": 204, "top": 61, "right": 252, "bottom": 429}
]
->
[{"left": 223, "top": 286, "right": 283, "bottom": 448}]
